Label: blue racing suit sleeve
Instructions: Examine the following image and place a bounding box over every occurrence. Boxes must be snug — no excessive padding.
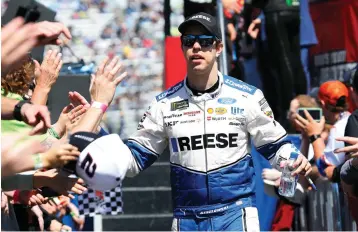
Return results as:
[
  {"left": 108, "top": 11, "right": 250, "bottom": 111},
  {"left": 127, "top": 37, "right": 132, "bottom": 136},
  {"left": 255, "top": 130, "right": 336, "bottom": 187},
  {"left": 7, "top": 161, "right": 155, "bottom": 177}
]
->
[
  {"left": 98, "top": 127, "right": 109, "bottom": 137},
  {"left": 247, "top": 89, "right": 301, "bottom": 169},
  {"left": 125, "top": 139, "right": 160, "bottom": 171}
]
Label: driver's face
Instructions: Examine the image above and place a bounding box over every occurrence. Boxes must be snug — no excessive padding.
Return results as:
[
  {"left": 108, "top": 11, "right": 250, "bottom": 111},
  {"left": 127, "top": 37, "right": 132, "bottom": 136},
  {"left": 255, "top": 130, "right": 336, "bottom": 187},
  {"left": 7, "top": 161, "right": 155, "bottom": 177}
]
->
[{"left": 182, "top": 25, "right": 222, "bottom": 74}]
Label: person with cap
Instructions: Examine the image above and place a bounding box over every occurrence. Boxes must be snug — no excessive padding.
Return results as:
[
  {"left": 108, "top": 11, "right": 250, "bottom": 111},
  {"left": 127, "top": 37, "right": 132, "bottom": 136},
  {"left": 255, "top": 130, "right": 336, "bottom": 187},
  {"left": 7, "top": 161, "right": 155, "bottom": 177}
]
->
[
  {"left": 70, "top": 12, "right": 312, "bottom": 231},
  {"left": 294, "top": 80, "right": 351, "bottom": 181}
]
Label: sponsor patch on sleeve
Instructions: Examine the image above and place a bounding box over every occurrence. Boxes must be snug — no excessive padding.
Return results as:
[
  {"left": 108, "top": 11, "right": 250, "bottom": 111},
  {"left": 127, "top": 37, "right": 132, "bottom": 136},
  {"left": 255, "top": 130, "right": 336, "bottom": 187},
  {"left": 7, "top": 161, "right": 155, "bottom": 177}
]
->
[
  {"left": 137, "top": 106, "right": 152, "bottom": 130},
  {"left": 137, "top": 113, "right": 147, "bottom": 130},
  {"left": 259, "top": 98, "right": 269, "bottom": 111},
  {"left": 264, "top": 110, "right": 274, "bottom": 119},
  {"left": 259, "top": 97, "right": 274, "bottom": 119}
]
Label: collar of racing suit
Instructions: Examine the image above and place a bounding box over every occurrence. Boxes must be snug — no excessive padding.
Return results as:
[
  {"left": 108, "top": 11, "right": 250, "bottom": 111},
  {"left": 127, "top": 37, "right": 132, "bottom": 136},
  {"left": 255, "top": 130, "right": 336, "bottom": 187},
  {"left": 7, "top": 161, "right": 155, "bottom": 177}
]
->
[
  {"left": 184, "top": 71, "right": 224, "bottom": 102},
  {"left": 186, "top": 75, "right": 220, "bottom": 96}
]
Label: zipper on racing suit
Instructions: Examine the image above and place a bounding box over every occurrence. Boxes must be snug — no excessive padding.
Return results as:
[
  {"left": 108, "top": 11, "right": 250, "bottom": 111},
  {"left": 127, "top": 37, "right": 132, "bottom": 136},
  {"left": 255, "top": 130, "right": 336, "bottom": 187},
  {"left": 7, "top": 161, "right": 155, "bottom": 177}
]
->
[{"left": 203, "top": 101, "right": 210, "bottom": 203}]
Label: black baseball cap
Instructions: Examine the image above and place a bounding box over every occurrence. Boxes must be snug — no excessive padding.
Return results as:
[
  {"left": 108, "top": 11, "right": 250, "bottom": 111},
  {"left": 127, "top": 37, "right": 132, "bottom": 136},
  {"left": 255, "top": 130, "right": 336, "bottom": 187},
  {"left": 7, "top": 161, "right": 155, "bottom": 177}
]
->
[{"left": 178, "top": 12, "right": 222, "bottom": 40}]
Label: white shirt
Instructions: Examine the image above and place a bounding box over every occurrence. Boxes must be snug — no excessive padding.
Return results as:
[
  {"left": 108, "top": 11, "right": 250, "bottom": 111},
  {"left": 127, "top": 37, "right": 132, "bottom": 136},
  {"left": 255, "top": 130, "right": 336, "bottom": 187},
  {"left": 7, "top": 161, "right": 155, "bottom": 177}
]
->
[{"left": 324, "top": 112, "right": 350, "bottom": 166}]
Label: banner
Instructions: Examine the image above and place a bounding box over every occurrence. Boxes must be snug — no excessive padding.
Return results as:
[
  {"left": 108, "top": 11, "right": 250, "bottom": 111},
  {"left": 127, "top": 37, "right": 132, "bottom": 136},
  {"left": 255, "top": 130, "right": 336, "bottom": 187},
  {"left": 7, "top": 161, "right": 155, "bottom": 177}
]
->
[
  {"left": 310, "top": 0, "right": 358, "bottom": 86},
  {"left": 164, "top": 36, "right": 187, "bottom": 89}
]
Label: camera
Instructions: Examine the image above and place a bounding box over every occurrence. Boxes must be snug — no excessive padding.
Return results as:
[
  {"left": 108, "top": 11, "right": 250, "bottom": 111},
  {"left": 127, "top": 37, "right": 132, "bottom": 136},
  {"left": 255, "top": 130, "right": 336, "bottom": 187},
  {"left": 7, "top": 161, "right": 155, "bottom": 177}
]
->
[{"left": 15, "top": 2, "right": 40, "bottom": 23}]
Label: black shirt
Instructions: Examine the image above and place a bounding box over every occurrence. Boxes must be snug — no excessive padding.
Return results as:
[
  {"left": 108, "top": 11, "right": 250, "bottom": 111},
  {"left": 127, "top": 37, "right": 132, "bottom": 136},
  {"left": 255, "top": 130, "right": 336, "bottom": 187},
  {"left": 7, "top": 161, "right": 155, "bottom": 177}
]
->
[
  {"left": 342, "top": 109, "right": 358, "bottom": 195},
  {"left": 332, "top": 110, "right": 358, "bottom": 183},
  {"left": 345, "top": 109, "right": 358, "bottom": 139},
  {"left": 252, "top": 0, "right": 299, "bottom": 13}
]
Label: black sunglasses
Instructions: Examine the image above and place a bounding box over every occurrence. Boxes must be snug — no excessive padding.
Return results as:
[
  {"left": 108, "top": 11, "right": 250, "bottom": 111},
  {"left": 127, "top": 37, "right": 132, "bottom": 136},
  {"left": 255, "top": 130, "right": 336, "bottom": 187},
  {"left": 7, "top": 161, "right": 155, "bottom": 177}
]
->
[{"left": 181, "top": 35, "right": 217, "bottom": 48}]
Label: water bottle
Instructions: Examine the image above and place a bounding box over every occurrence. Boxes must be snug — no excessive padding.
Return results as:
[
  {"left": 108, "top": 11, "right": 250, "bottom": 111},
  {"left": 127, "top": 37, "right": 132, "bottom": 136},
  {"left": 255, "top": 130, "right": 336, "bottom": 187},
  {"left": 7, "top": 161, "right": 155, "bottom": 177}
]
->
[{"left": 278, "top": 159, "right": 298, "bottom": 197}]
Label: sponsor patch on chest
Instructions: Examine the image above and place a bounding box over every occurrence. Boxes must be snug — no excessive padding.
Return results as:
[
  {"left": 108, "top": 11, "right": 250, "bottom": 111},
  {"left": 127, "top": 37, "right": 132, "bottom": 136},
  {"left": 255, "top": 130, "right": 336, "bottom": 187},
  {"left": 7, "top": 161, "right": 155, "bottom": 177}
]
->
[{"left": 171, "top": 99, "right": 189, "bottom": 111}]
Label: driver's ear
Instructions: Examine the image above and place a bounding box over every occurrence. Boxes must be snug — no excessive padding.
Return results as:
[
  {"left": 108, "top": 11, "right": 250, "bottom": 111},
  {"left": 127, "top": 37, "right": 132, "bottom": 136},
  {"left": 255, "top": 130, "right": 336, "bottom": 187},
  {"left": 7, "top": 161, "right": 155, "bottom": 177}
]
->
[{"left": 215, "top": 41, "right": 223, "bottom": 57}]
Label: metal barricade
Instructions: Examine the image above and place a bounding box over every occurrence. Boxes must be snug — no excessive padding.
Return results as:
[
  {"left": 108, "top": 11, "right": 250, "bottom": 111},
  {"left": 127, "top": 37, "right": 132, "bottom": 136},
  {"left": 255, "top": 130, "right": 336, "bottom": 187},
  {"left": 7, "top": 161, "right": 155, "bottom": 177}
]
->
[{"left": 293, "top": 178, "right": 357, "bottom": 231}]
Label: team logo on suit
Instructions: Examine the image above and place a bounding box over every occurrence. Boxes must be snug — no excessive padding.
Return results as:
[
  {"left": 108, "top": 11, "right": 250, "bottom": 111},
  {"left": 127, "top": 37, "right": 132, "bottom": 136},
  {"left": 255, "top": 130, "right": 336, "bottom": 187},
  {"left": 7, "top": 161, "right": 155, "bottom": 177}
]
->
[
  {"left": 170, "top": 133, "right": 239, "bottom": 152},
  {"left": 215, "top": 107, "right": 227, "bottom": 115},
  {"left": 217, "top": 97, "right": 237, "bottom": 105},
  {"left": 231, "top": 107, "right": 244, "bottom": 115}
]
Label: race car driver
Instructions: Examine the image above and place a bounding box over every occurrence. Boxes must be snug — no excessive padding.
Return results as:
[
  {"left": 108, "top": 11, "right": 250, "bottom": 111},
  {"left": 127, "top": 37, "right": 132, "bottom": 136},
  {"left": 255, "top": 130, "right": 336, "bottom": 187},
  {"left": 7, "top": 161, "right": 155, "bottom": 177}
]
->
[{"left": 71, "top": 12, "right": 312, "bottom": 231}]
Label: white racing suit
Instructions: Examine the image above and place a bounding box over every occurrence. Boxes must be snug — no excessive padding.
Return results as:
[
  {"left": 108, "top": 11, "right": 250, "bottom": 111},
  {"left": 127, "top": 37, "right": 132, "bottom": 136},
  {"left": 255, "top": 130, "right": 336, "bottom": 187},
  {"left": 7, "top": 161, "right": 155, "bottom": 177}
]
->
[{"left": 114, "top": 72, "right": 302, "bottom": 231}]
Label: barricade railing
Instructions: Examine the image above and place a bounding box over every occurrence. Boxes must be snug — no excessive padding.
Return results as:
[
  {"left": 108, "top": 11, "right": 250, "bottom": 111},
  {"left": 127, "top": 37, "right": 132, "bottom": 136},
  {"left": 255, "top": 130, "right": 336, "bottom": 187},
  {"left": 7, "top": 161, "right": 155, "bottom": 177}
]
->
[{"left": 293, "top": 178, "right": 357, "bottom": 231}]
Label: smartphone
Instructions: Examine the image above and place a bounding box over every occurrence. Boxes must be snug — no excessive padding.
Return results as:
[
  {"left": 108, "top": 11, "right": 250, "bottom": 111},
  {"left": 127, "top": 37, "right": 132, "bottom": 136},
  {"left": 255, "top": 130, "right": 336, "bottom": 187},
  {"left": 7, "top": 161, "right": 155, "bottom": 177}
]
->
[{"left": 297, "top": 107, "right": 322, "bottom": 121}]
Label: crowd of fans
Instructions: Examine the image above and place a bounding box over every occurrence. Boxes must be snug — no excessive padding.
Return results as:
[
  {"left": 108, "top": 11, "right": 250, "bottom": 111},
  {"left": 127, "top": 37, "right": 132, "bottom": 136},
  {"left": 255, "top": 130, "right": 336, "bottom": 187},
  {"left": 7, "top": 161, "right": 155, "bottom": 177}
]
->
[
  {"left": 261, "top": 72, "right": 358, "bottom": 230},
  {"left": 37, "top": 0, "right": 165, "bottom": 138},
  {"left": 0, "top": 9, "right": 129, "bottom": 229},
  {"left": 246, "top": 0, "right": 358, "bottom": 229},
  {"left": 1, "top": 0, "right": 358, "bottom": 231},
  {"left": 236, "top": 0, "right": 358, "bottom": 229}
]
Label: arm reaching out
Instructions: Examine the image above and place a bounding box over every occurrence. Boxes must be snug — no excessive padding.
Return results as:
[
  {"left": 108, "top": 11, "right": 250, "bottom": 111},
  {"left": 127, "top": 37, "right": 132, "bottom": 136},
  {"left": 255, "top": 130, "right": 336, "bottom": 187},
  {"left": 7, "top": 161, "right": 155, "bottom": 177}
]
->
[
  {"left": 66, "top": 56, "right": 169, "bottom": 190},
  {"left": 248, "top": 18, "right": 261, "bottom": 39},
  {"left": 2, "top": 135, "right": 80, "bottom": 176},
  {"left": 1, "top": 18, "right": 71, "bottom": 75},
  {"left": 73, "top": 96, "right": 168, "bottom": 190},
  {"left": 31, "top": 50, "right": 63, "bottom": 105},
  {"left": 1, "top": 97, "right": 51, "bottom": 135},
  {"left": 1, "top": 135, "right": 47, "bottom": 176},
  {"left": 71, "top": 56, "right": 127, "bottom": 134},
  {"left": 335, "top": 137, "right": 358, "bottom": 158}
]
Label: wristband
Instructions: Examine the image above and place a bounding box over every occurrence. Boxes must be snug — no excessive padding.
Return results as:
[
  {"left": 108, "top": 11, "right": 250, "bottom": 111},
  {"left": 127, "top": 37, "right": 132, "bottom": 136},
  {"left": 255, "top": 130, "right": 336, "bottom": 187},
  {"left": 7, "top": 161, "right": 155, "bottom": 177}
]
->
[
  {"left": 316, "top": 155, "right": 329, "bottom": 177},
  {"left": 32, "top": 153, "right": 43, "bottom": 170},
  {"left": 13, "top": 190, "right": 21, "bottom": 204},
  {"left": 13, "top": 100, "right": 31, "bottom": 121},
  {"left": 309, "top": 134, "right": 321, "bottom": 143},
  {"left": 48, "top": 127, "right": 61, "bottom": 139},
  {"left": 69, "top": 212, "right": 76, "bottom": 217},
  {"left": 91, "top": 101, "right": 108, "bottom": 113}
]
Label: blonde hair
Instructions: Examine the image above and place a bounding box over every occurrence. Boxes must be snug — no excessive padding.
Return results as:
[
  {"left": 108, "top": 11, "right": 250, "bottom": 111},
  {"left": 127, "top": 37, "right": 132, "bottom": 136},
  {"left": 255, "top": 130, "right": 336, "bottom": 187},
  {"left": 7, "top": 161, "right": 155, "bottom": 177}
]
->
[{"left": 295, "top": 95, "right": 318, "bottom": 108}]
